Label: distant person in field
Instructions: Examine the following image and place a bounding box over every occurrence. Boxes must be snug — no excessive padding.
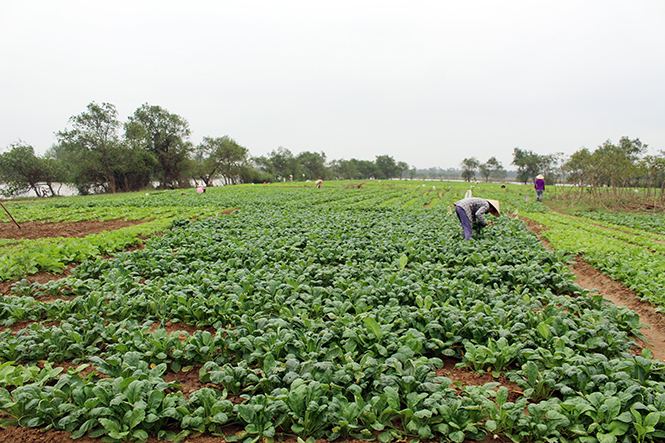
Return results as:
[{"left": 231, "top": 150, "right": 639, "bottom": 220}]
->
[
  {"left": 534, "top": 174, "right": 545, "bottom": 202},
  {"left": 315, "top": 179, "right": 323, "bottom": 188},
  {"left": 454, "top": 198, "right": 500, "bottom": 241}
]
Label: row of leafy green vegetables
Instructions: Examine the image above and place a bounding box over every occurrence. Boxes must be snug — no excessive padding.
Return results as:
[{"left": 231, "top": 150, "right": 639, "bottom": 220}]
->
[
  {"left": 523, "top": 211, "right": 665, "bottom": 310},
  {"left": 531, "top": 212, "right": 665, "bottom": 256},
  {"left": 0, "top": 219, "right": 175, "bottom": 283},
  {"left": 1, "top": 205, "right": 189, "bottom": 224},
  {"left": 1, "top": 208, "right": 665, "bottom": 442},
  {"left": 2, "top": 184, "right": 385, "bottom": 218},
  {"left": 0, "top": 184, "right": 460, "bottom": 283},
  {"left": 480, "top": 188, "right": 551, "bottom": 215},
  {"left": 3, "top": 333, "right": 662, "bottom": 443},
  {"left": 0, "top": 185, "right": 352, "bottom": 282},
  {"left": 574, "top": 211, "right": 665, "bottom": 236},
  {"left": 1, "top": 181, "right": 466, "bottom": 224}
]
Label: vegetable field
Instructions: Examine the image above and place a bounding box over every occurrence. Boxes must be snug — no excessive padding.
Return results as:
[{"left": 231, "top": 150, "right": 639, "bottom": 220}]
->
[{"left": 0, "top": 181, "right": 664, "bottom": 443}]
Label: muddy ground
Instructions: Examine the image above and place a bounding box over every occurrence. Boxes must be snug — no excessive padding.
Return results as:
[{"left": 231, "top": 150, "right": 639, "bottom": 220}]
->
[
  {"left": 0, "top": 217, "right": 663, "bottom": 443},
  {"left": 0, "top": 219, "right": 148, "bottom": 241}
]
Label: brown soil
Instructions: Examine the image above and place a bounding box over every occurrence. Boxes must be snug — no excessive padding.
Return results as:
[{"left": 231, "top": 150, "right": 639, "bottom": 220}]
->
[
  {"left": 0, "top": 428, "right": 511, "bottom": 443},
  {"left": 437, "top": 357, "right": 523, "bottom": 402},
  {"left": 0, "top": 427, "right": 239, "bottom": 443},
  {"left": 0, "top": 219, "right": 149, "bottom": 240}
]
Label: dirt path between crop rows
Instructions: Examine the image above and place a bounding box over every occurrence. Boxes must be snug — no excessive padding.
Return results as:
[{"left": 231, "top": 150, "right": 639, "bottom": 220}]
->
[
  {"left": 522, "top": 218, "right": 665, "bottom": 362},
  {"left": 0, "top": 219, "right": 149, "bottom": 240}
]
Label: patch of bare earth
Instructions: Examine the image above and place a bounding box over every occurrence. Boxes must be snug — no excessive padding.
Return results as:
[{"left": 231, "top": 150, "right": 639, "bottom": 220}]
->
[
  {"left": 571, "top": 256, "right": 665, "bottom": 360},
  {"left": 0, "top": 219, "right": 150, "bottom": 241},
  {"left": 522, "top": 217, "right": 665, "bottom": 362},
  {"left": 0, "top": 427, "right": 241, "bottom": 443},
  {"left": 437, "top": 357, "right": 523, "bottom": 402}
]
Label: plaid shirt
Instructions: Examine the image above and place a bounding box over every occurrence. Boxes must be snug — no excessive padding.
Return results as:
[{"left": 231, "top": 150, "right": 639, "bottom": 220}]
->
[{"left": 454, "top": 198, "right": 491, "bottom": 226}]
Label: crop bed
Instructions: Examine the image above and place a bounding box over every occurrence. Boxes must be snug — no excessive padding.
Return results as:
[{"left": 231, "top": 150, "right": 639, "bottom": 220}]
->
[
  {"left": 0, "top": 183, "right": 664, "bottom": 443},
  {"left": 520, "top": 210, "right": 665, "bottom": 310}
]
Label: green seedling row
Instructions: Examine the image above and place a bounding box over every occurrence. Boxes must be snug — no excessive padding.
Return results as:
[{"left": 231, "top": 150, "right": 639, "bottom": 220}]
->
[
  {"left": 521, "top": 211, "right": 665, "bottom": 310},
  {"left": 575, "top": 211, "right": 665, "bottom": 236}
]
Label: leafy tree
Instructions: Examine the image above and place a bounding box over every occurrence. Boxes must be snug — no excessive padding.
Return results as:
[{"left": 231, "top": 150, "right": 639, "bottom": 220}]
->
[
  {"left": 194, "top": 136, "right": 249, "bottom": 186},
  {"left": 564, "top": 138, "right": 646, "bottom": 189},
  {"left": 56, "top": 102, "right": 123, "bottom": 193},
  {"left": 254, "top": 147, "right": 298, "bottom": 181},
  {"left": 563, "top": 137, "right": 651, "bottom": 208},
  {"left": 375, "top": 155, "right": 400, "bottom": 179},
  {"left": 39, "top": 154, "right": 67, "bottom": 196},
  {"left": 330, "top": 159, "right": 359, "bottom": 180},
  {"left": 408, "top": 167, "right": 416, "bottom": 180},
  {"left": 540, "top": 153, "right": 565, "bottom": 185},
  {"left": 641, "top": 151, "right": 665, "bottom": 201},
  {"left": 125, "top": 103, "right": 192, "bottom": 189},
  {"left": 353, "top": 159, "right": 379, "bottom": 179},
  {"left": 512, "top": 148, "right": 543, "bottom": 184},
  {"left": 297, "top": 151, "right": 328, "bottom": 181},
  {"left": 54, "top": 102, "right": 156, "bottom": 194},
  {"left": 479, "top": 157, "right": 506, "bottom": 182},
  {"left": 0, "top": 142, "right": 61, "bottom": 197},
  {"left": 397, "top": 161, "right": 410, "bottom": 179},
  {"left": 594, "top": 137, "right": 646, "bottom": 188},
  {"left": 114, "top": 145, "right": 158, "bottom": 192},
  {"left": 238, "top": 164, "right": 273, "bottom": 183},
  {"left": 492, "top": 168, "right": 507, "bottom": 181},
  {"left": 460, "top": 157, "right": 479, "bottom": 182},
  {"left": 564, "top": 147, "right": 594, "bottom": 187}
]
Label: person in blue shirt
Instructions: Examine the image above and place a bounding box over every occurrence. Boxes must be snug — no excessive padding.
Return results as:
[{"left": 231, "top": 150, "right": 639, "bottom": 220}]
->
[{"left": 454, "top": 198, "right": 500, "bottom": 241}]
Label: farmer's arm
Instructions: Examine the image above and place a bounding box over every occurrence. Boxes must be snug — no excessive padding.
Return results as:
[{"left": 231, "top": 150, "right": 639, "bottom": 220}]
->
[{"left": 474, "top": 205, "right": 489, "bottom": 226}]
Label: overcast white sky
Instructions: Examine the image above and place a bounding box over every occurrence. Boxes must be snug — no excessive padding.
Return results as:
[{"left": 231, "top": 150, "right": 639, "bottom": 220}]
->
[{"left": 1, "top": 1, "right": 664, "bottom": 170}]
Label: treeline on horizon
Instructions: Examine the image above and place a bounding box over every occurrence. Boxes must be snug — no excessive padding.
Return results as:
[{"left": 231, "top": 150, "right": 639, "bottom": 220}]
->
[
  {"left": 0, "top": 102, "right": 509, "bottom": 198},
  {"left": 0, "top": 101, "right": 663, "bottom": 200}
]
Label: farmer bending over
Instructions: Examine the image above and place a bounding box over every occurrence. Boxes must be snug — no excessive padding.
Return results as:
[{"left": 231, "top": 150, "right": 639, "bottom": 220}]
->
[{"left": 454, "top": 198, "right": 500, "bottom": 241}]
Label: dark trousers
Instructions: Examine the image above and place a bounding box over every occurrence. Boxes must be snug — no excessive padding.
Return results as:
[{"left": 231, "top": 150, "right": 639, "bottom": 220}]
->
[{"left": 455, "top": 205, "right": 473, "bottom": 241}]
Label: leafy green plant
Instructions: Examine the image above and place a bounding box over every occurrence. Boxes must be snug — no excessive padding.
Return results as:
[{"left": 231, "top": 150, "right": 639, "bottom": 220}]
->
[
  {"left": 510, "top": 361, "right": 558, "bottom": 401},
  {"left": 432, "top": 396, "right": 488, "bottom": 443},
  {"left": 180, "top": 387, "right": 234, "bottom": 434},
  {"left": 631, "top": 407, "right": 663, "bottom": 443},
  {"left": 459, "top": 337, "right": 523, "bottom": 376},
  {"left": 284, "top": 378, "right": 332, "bottom": 438},
  {"left": 199, "top": 361, "right": 260, "bottom": 396},
  {"left": 483, "top": 386, "right": 528, "bottom": 440},
  {"left": 233, "top": 393, "right": 288, "bottom": 443},
  {"left": 0, "top": 361, "right": 64, "bottom": 389}
]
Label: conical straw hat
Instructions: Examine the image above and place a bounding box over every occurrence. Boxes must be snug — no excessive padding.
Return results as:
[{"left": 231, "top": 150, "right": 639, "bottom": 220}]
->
[{"left": 486, "top": 199, "right": 500, "bottom": 215}]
